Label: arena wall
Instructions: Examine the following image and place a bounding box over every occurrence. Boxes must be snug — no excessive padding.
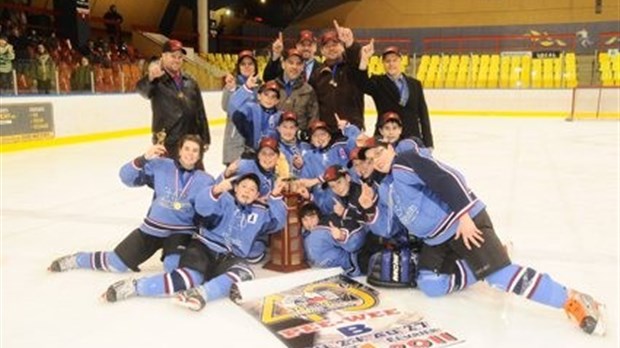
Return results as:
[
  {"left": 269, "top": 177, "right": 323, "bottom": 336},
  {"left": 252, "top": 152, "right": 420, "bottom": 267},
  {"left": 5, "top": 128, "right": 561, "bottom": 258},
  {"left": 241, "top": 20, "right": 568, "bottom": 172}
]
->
[{"left": 0, "top": 89, "right": 576, "bottom": 152}]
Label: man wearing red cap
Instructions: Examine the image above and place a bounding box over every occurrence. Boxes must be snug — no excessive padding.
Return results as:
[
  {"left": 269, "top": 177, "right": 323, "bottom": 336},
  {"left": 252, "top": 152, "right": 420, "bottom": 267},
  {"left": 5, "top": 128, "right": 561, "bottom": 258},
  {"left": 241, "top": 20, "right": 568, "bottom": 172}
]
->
[
  {"left": 309, "top": 20, "right": 367, "bottom": 133},
  {"left": 359, "top": 41, "right": 434, "bottom": 148},
  {"left": 136, "top": 39, "right": 210, "bottom": 160},
  {"left": 263, "top": 30, "right": 321, "bottom": 82}
]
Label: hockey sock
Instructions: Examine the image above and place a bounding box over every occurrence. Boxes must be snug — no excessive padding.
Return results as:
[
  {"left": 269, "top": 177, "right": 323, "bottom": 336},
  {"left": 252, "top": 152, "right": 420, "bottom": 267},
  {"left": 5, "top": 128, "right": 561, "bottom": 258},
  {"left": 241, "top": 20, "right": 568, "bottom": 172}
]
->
[
  {"left": 485, "top": 264, "right": 568, "bottom": 308},
  {"left": 203, "top": 264, "right": 255, "bottom": 302},
  {"left": 162, "top": 254, "right": 181, "bottom": 273},
  {"left": 135, "top": 267, "right": 204, "bottom": 297},
  {"left": 76, "top": 251, "right": 129, "bottom": 272},
  {"left": 417, "top": 259, "right": 476, "bottom": 297}
]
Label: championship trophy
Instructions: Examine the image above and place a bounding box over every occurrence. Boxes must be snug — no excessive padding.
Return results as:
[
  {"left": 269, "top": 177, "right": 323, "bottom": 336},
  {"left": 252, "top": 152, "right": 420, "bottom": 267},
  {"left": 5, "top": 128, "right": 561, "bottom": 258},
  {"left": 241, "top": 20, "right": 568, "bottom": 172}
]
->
[{"left": 263, "top": 178, "right": 309, "bottom": 272}]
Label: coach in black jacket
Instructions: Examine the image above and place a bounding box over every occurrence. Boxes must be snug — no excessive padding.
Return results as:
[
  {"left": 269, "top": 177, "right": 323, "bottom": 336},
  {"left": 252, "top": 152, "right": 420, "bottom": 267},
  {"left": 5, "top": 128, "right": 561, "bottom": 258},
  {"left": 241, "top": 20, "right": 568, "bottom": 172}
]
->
[
  {"left": 359, "top": 43, "right": 434, "bottom": 148},
  {"left": 136, "top": 40, "right": 210, "bottom": 158}
]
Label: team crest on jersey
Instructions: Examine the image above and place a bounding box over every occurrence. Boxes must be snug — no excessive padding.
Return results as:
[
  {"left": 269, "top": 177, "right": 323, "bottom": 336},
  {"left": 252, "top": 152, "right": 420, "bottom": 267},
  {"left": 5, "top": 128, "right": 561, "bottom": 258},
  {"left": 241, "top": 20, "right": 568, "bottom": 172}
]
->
[
  {"left": 339, "top": 148, "right": 347, "bottom": 160},
  {"left": 247, "top": 213, "right": 258, "bottom": 224}
]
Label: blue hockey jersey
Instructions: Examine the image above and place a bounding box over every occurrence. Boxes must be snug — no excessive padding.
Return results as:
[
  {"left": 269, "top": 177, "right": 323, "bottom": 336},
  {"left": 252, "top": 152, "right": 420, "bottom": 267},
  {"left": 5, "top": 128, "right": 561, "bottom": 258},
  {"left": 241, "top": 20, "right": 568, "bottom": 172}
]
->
[
  {"left": 194, "top": 188, "right": 287, "bottom": 258},
  {"left": 119, "top": 157, "right": 215, "bottom": 237},
  {"left": 390, "top": 150, "right": 485, "bottom": 245}
]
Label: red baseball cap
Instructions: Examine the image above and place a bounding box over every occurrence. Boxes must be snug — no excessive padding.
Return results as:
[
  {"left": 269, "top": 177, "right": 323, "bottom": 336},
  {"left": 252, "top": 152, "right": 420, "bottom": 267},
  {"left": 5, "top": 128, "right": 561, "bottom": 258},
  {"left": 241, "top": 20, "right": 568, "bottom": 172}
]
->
[
  {"left": 258, "top": 136, "right": 280, "bottom": 153},
  {"left": 238, "top": 50, "right": 255, "bottom": 60},
  {"left": 308, "top": 119, "right": 329, "bottom": 134},
  {"left": 298, "top": 30, "right": 316, "bottom": 44},
  {"left": 162, "top": 40, "right": 186, "bottom": 54},
  {"left": 259, "top": 80, "right": 281, "bottom": 98},
  {"left": 379, "top": 111, "right": 402, "bottom": 126},
  {"left": 347, "top": 147, "right": 363, "bottom": 167},
  {"left": 322, "top": 165, "right": 348, "bottom": 187},
  {"left": 382, "top": 46, "right": 402, "bottom": 58},
  {"left": 284, "top": 48, "right": 303, "bottom": 61},
  {"left": 279, "top": 111, "right": 298, "bottom": 125},
  {"left": 320, "top": 30, "right": 340, "bottom": 45}
]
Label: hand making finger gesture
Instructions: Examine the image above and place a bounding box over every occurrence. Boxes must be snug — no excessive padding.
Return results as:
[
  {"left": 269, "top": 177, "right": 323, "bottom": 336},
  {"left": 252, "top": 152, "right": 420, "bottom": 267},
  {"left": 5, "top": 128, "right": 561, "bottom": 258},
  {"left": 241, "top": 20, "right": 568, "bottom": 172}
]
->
[
  {"left": 212, "top": 175, "right": 238, "bottom": 195},
  {"left": 271, "top": 178, "right": 287, "bottom": 196},
  {"left": 334, "top": 113, "right": 349, "bottom": 130},
  {"left": 223, "top": 73, "right": 235, "bottom": 91},
  {"left": 358, "top": 182, "right": 376, "bottom": 209},
  {"left": 245, "top": 74, "right": 260, "bottom": 89},
  {"left": 328, "top": 221, "right": 346, "bottom": 241},
  {"left": 333, "top": 20, "right": 354, "bottom": 47},
  {"left": 148, "top": 59, "right": 165, "bottom": 81},
  {"left": 360, "top": 38, "right": 375, "bottom": 62}
]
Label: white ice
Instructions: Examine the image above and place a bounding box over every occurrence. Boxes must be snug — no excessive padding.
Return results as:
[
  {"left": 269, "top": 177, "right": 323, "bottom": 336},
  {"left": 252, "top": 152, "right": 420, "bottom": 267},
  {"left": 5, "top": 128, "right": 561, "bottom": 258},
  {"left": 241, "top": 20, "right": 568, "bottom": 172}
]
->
[{"left": 1, "top": 116, "right": 618, "bottom": 348}]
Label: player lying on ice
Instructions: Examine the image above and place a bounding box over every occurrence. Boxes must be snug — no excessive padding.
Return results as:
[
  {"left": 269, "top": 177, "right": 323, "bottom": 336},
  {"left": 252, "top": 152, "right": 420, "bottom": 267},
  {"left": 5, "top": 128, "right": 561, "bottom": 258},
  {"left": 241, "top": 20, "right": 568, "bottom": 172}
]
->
[
  {"left": 48, "top": 135, "right": 214, "bottom": 274},
  {"left": 358, "top": 137, "right": 606, "bottom": 335},
  {"left": 101, "top": 173, "right": 288, "bottom": 311}
]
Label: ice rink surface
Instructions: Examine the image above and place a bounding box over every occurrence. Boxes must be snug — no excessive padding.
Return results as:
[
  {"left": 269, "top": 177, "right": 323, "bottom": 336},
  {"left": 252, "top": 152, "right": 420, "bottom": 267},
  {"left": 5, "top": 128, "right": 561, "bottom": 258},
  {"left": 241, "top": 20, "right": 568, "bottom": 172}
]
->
[{"left": 1, "top": 116, "right": 618, "bottom": 348}]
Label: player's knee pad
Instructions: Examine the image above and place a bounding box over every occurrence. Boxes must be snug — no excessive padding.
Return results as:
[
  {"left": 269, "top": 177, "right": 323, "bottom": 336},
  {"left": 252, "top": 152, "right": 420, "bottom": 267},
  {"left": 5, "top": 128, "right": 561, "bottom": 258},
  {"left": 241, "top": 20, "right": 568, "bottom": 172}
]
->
[
  {"left": 226, "top": 264, "right": 255, "bottom": 283},
  {"left": 367, "top": 247, "right": 418, "bottom": 288},
  {"left": 417, "top": 269, "right": 452, "bottom": 297}
]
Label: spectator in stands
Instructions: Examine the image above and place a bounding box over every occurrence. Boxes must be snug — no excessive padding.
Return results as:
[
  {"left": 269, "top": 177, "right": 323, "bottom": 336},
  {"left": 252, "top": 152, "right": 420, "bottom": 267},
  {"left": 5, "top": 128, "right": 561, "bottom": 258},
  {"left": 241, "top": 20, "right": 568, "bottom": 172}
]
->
[
  {"left": 309, "top": 21, "right": 366, "bottom": 132},
  {"left": 33, "top": 43, "right": 54, "bottom": 94},
  {"left": 0, "top": 35, "right": 15, "bottom": 93},
  {"left": 358, "top": 43, "right": 434, "bottom": 148},
  {"left": 103, "top": 4, "right": 123, "bottom": 44},
  {"left": 136, "top": 40, "right": 210, "bottom": 161},
  {"left": 45, "top": 31, "right": 60, "bottom": 52},
  {"left": 71, "top": 56, "right": 92, "bottom": 92},
  {"left": 221, "top": 50, "right": 258, "bottom": 166},
  {"left": 26, "top": 28, "right": 40, "bottom": 47},
  {"left": 263, "top": 30, "right": 321, "bottom": 82}
]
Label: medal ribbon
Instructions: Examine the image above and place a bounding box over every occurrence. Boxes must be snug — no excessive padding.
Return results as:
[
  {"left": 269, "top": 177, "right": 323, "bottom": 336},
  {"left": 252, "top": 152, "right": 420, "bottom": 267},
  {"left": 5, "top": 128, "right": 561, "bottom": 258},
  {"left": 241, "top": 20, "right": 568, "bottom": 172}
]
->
[{"left": 175, "top": 169, "right": 195, "bottom": 203}]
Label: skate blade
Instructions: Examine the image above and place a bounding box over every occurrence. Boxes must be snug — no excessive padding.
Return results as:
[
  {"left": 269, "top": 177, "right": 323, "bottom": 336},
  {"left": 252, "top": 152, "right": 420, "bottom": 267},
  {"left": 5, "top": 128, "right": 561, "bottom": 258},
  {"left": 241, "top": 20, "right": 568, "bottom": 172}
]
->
[{"left": 172, "top": 295, "right": 202, "bottom": 312}]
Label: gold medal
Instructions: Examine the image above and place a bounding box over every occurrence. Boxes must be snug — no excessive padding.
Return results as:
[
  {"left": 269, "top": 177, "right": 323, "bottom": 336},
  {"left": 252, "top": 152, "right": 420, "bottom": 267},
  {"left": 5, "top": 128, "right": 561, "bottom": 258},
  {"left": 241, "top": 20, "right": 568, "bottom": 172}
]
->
[
  {"left": 329, "top": 79, "right": 338, "bottom": 87},
  {"left": 177, "top": 91, "right": 185, "bottom": 99},
  {"left": 173, "top": 201, "right": 182, "bottom": 210}
]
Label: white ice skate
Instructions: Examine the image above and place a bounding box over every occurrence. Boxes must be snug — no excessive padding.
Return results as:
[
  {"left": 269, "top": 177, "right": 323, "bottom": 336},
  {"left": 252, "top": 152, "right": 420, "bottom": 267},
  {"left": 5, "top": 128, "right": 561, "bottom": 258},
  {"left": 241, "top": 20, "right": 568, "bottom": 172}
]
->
[
  {"left": 48, "top": 254, "right": 79, "bottom": 272},
  {"left": 102, "top": 279, "right": 137, "bottom": 303}
]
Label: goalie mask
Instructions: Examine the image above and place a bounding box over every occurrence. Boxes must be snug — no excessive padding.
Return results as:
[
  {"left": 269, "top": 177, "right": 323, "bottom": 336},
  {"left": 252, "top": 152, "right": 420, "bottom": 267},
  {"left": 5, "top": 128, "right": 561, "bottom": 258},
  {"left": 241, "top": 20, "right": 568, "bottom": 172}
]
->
[{"left": 367, "top": 247, "right": 418, "bottom": 288}]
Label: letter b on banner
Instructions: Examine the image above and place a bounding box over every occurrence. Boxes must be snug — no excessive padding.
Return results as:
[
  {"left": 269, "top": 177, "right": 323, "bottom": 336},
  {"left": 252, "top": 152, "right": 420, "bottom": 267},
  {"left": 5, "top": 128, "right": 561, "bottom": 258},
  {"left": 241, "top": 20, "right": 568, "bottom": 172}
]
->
[{"left": 337, "top": 324, "right": 372, "bottom": 337}]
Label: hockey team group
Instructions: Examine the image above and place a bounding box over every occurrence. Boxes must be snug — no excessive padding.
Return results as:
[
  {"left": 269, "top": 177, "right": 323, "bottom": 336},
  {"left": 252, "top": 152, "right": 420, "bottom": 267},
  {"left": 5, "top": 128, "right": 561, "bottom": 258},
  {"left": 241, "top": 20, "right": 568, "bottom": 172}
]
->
[{"left": 48, "top": 21, "right": 605, "bottom": 336}]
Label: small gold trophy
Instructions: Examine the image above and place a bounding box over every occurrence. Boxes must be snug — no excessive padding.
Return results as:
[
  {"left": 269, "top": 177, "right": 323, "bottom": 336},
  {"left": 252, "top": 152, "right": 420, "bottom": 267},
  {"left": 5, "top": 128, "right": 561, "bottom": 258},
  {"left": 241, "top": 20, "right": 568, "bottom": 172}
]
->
[
  {"left": 263, "top": 181, "right": 309, "bottom": 272},
  {"left": 155, "top": 128, "right": 167, "bottom": 145}
]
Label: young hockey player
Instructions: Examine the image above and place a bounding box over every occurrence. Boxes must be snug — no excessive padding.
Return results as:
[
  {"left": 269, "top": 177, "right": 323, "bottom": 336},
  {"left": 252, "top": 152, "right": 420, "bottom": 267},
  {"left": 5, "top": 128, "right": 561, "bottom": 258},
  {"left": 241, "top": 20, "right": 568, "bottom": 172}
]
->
[
  {"left": 361, "top": 139, "right": 606, "bottom": 335},
  {"left": 299, "top": 201, "right": 365, "bottom": 276},
  {"left": 219, "top": 136, "right": 280, "bottom": 197},
  {"left": 230, "top": 79, "right": 282, "bottom": 150},
  {"left": 48, "top": 135, "right": 214, "bottom": 274},
  {"left": 276, "top": 111, "right": 312, "bottom": 178},
  {"left": 296, "top": 116, "right": 359, "bottom": 214},
  {"left": 102, "top": 173, "right": 287, "bottom": 311}
]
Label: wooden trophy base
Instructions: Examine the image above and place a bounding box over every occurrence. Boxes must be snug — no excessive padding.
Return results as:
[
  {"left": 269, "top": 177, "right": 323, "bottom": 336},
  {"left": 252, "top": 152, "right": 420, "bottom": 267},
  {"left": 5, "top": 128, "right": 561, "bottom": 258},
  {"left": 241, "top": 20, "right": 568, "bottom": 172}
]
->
[{"left": 263, "top": 190, "right": 309, "bottom": 273}]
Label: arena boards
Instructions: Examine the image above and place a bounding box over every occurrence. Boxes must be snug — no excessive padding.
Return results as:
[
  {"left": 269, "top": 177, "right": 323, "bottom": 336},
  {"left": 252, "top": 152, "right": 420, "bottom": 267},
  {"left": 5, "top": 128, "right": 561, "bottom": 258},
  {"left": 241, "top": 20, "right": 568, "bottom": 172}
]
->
[{"left": 234, "top": 269, "right": 464, "bottom": 348}]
